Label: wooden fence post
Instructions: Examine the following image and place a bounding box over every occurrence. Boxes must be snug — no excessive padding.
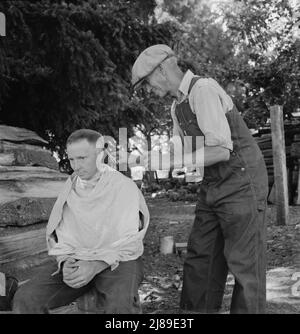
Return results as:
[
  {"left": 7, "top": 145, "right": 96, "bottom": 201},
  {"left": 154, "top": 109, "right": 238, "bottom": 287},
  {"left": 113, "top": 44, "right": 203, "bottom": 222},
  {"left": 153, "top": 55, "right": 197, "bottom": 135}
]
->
[
  {"left": 270, "top": 105, "right": 289, "bottom": 225},
  {"left": 296, "top": 158, "right": 300, "bottom": 205}
]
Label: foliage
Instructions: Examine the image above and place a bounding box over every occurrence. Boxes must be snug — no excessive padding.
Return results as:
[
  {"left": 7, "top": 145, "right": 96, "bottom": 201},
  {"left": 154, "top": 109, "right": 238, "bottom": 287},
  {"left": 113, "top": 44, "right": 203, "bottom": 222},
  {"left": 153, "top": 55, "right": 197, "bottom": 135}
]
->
[
  {"left": 0, "top": 0, "right": 299, "bottom": 157},
  {"left": 220, "top": 0, "right": 300, "bottom": 127},
  {"left": 157, "top": 0, "right": 300, "bottom": 129},
  {"left": 0, "top": 0, "right": 177, "bottom": 156}
]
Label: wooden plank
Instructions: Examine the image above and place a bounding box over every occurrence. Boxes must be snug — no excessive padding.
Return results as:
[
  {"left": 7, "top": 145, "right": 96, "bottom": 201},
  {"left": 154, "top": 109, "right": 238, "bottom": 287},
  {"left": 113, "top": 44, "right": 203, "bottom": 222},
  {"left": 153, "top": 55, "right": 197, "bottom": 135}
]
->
[
  {"left": 0, "top": 125, "right": 48, "bottom": 145},
  {"left": 261, "top": 149, "right": 273, "bottom": 158},
  {"left": 0, "top": 141, "right": 58, "bottom": 170},
  {"left": 1, "top": 252, "right": 51, "bottom": 276},
  {"left": 0, "top": 228, "right": 47, "bottom": 264},
  {"left": 0, "top": 140, "right": 48, "bottom": 153},
  {"left": 0, "top": 179, "right": 66, "bottom": 205},
  {"left": 291, "top": 142, "right": 300, "bottom": 158},
  {"left": 270, "top": 105, "right": 289, "bottom": 225},
  {"left": 0, "top": 166, "right": 67, "bottom": 181}
]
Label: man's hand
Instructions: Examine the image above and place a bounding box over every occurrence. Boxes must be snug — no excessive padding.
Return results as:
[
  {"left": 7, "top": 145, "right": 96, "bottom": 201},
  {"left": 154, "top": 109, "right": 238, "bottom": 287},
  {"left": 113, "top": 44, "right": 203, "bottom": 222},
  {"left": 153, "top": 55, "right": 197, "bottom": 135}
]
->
[
  {"left": 63, "top": 260, "right": 109, "bottom": 289},
  {"left": 62, "top": 257, "right": 79, "bottom": 278}
]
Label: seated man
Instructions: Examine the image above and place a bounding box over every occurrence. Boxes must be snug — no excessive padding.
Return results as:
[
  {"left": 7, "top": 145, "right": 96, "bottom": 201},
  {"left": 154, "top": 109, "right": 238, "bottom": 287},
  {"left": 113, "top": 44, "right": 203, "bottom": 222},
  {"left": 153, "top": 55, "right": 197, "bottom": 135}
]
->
[{"left": 13, "top": 129, "right": 149, "bottom": 314}]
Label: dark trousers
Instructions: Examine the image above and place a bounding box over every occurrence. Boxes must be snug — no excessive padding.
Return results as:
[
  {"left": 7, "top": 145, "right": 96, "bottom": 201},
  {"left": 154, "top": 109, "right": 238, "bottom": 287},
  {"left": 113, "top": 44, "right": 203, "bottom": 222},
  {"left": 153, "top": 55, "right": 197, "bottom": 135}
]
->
[
  {"left": 180, "top": 158, "right": 268, "bottom": 314},
  {"left": 13, "top": 258, "right": 143, "bottom": 314}
]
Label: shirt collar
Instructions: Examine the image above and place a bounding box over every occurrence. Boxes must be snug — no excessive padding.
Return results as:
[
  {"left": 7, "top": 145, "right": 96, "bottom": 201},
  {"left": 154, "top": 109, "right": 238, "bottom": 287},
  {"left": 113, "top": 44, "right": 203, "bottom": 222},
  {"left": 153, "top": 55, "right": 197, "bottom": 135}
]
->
[
  {"left": 77, "top": 171, "right": 101, "bottom": 190},
  {"left": 176, "top": 70, "right": 195, "bottom": 102}
]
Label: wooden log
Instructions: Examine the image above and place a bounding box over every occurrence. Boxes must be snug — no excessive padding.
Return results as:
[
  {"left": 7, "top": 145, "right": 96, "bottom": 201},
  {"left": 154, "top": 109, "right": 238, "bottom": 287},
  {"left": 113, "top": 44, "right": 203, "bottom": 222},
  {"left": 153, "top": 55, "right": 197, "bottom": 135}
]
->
[
  {"left": 0, "top": 153, "right": 15, "bottom": 166},
  {"left": 0, "top": 125, "right": 48, "bottom": 145},
  {"left": 257, "top": 141, "right": 272, "bottom": 150},
  {"left": 270, "top": 105, "right": 289, "bottom": 225},
  {"left": 1, "top": 252, "right": 52, "bottom": 278},
  {"left": 0, "top": 228, "right": 47, "bottom": 264},
  {"left": 261, "top": 149, "right": 274, "bottom": 158},
  {"left": 0, "top": 141, "right": 58, "bottom": 170},
  {"left": 0, "top": 178, "right": 67, "bottom": 205},
  {"left": 0, "top": 197, "right": 56, "bottom": 227},
  {"left": 0, "top": 166, "right": 67, "bottom": 181},
  {"left": 0, "top": 167, "right": 67, "bottom": 226},
  {"left": 264, "top": 158, "right": 274, "bottom": 166}
]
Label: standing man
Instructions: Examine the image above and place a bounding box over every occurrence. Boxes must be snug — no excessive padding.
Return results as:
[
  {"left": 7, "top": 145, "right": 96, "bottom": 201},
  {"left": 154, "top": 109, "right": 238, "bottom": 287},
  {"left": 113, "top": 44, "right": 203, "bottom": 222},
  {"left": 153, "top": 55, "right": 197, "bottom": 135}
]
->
[{"left": 131, "top": 45, "right": 268, "bottom": 314}]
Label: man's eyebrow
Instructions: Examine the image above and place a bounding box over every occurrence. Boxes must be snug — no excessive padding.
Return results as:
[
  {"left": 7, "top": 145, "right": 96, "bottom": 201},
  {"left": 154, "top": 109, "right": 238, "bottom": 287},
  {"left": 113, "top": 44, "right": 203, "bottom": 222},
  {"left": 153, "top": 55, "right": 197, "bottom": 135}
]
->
[{"left": 68, "top": 154, "right": 87, "bottom": 159}]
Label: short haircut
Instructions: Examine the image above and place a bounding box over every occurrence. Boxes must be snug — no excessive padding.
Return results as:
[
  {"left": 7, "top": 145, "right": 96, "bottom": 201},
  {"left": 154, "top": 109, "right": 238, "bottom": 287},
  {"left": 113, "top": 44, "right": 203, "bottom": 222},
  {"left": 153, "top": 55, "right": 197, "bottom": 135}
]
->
[{"left": 66, "top": 129, "right": 101, "bottom": 146}]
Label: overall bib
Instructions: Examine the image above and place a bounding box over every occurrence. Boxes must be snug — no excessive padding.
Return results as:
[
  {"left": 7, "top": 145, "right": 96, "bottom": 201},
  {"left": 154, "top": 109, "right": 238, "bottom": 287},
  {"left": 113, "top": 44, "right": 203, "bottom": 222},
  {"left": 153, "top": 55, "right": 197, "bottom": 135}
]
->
[{"left": 176, "top": 77, "right": 268, "bottom": 314}]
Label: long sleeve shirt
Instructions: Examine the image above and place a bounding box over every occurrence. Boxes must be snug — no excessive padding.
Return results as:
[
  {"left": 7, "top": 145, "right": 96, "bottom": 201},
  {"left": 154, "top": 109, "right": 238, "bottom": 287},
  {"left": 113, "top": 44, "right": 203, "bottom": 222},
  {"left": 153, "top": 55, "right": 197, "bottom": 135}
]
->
[{"left": 171, "top": 70, "right": 233, "bottom": 151}]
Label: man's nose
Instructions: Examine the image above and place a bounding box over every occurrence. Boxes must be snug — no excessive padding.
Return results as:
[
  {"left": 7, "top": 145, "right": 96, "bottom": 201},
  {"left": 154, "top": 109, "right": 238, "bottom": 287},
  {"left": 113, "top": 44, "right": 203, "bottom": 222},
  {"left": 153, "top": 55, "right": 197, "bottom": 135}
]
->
[{"left": 72, "top": 160, "right": 81, "bottom": 171}]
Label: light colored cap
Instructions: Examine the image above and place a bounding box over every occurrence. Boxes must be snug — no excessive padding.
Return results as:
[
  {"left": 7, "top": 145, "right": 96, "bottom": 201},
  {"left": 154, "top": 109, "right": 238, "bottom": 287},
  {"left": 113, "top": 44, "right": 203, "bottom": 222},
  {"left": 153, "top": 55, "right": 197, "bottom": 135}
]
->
[{"left": 131, "top": 44, "right": 175, "bottom": 90}]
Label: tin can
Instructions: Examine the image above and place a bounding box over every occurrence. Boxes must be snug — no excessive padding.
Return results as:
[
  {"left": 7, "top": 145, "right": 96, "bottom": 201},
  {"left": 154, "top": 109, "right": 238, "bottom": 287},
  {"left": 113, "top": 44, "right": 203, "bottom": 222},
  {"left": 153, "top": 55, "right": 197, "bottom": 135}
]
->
[{"left": 160, "top": 236, "right": 175, "bottom": 254}]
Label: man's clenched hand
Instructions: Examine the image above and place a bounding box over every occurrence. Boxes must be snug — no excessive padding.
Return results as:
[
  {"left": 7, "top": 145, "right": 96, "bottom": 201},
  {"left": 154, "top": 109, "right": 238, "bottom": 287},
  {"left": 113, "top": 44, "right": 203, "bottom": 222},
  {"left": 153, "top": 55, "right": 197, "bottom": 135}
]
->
[{"left": 63, "top": 260, "right": 109, "bottom": 289}]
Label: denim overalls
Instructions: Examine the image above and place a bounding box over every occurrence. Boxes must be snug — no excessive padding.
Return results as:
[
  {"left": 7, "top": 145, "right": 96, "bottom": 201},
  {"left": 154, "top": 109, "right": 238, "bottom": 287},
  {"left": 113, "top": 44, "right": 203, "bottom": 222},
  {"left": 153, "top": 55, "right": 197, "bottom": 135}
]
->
[{"left": 175, "top": 77, "right": 268, "bottom": 314}]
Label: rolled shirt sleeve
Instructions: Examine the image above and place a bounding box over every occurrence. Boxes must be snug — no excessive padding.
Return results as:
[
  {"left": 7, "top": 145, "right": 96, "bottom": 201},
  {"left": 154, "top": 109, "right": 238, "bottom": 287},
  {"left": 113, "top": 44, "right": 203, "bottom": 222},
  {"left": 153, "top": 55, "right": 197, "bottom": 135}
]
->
[{"left": 189, "top": 81, "right": 233, "bottom": 151}]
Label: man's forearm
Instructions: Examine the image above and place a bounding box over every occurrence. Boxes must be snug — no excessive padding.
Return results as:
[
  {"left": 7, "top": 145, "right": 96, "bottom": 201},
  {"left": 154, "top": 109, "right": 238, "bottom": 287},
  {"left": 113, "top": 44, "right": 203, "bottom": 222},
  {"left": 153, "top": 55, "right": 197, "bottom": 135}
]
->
[
  {"left": 203, "top": 146, "right": 230, "bottom": 166},
  {"left": 171, "top": 146, "right": 230, "bottom": 169},
  {"left": 145, "top": 146, "right": 230, "bottom": 171}
]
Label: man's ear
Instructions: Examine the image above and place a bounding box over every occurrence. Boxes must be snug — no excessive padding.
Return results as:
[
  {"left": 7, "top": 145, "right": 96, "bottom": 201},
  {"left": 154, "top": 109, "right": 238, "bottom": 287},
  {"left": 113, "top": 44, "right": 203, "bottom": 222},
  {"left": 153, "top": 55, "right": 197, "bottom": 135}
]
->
[
  {"left": 96, "top": 136, "right": 104, "bottom": 150},
  {"left": 95, "top": 147, "right": 102, "bottom": 155}
]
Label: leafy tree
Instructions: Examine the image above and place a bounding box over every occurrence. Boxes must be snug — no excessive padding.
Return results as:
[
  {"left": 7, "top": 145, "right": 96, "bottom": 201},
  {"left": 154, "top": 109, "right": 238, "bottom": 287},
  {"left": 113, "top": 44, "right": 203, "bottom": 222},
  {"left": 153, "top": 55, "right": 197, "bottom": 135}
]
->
[
  {"left": 0, "top": 0, "right": 177, "bottom": 159},
  {"left": 157, "top": 0, "right": 299, "bottom": 129},
  {"left": 220, "top": 0, "right": 299, "bottom": 126}
]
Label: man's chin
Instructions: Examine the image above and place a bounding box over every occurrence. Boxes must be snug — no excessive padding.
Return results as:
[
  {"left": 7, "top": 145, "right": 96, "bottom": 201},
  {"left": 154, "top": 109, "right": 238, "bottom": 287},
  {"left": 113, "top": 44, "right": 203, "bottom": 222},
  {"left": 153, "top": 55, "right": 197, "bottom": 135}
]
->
[{"left": 76, "top": 173, "right": 86, "bottom": 179}]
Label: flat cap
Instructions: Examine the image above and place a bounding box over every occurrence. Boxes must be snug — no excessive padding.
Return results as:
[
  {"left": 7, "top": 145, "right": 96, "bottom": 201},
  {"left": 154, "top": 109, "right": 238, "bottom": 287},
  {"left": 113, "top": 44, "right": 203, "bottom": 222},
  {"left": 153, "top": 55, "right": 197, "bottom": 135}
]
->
[{"left": 131, "top": 44, "right": 175, "bottom": 90}]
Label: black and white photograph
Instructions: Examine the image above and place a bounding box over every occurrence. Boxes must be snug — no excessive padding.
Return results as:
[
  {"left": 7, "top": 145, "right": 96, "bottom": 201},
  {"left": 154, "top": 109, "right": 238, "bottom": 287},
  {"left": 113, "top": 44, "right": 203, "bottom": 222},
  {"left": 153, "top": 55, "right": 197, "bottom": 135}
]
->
[{"left": 0, "top": 0, "right": 300, "bottom": 317}]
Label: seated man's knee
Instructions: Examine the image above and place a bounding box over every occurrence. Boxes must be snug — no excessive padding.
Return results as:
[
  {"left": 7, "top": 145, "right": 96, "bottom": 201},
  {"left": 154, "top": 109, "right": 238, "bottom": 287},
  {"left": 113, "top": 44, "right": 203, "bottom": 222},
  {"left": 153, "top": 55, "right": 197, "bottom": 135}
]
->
[
  {"left": 92, "top": 259, "right": 143, "bottom": 314},
  {"left": 13, "top": 285, "right": 46, "bottom": 314},
  {"left": 101, "top": 289, "right": 142, "bottom": 314}
]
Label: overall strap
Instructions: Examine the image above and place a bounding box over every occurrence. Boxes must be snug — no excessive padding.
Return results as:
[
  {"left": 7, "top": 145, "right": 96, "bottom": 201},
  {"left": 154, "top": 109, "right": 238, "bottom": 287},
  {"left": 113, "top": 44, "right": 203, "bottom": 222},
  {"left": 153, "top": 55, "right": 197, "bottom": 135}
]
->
[{"left": 188, "top": 76, "right": 208, "bottom": 95}]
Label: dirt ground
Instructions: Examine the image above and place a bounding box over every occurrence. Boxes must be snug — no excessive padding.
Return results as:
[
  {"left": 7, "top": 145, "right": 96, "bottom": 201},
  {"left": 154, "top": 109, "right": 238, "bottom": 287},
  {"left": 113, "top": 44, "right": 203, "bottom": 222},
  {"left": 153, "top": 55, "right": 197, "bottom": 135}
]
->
[
  {"left": 140, "top": 197, "right": 300, "bottom": 314},
  {"left": 3, "top": 196, "right": 300, "bottom": 314}
]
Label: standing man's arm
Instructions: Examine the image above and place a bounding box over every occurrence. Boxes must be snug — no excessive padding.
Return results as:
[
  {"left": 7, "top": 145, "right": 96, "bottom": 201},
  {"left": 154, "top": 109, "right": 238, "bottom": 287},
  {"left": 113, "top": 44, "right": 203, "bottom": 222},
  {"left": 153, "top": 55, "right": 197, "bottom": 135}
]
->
[
  {"left": 142, "top": 83, "right": 233, "bottom": 170},
  {"left": 166, "top": 83, "right": 232, "bottom": 169},
  {"left": 188, "top": 82, "right": 233, "bottom": 167}
]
